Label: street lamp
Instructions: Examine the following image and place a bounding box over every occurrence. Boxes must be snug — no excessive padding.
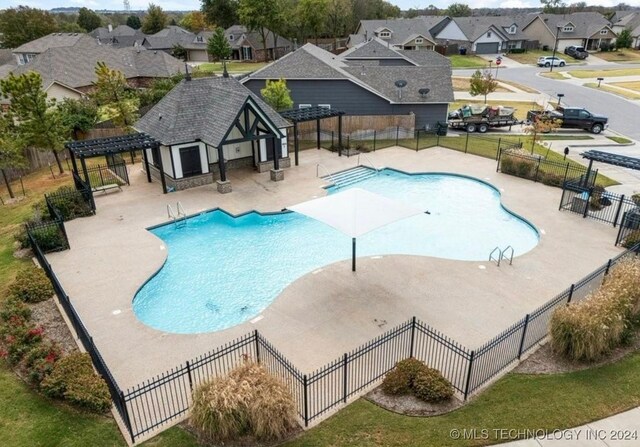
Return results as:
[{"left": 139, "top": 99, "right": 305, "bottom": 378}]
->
[
  {"left": 550, "top": 25, "right": 562, "bottom": 73},
  {"left": 557, "top": 93, "right": 565, "bottom": 108}
]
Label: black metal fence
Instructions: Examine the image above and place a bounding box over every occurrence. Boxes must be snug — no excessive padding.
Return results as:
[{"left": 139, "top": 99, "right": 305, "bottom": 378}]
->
[
  {"left": 498, "top": 150, "right": 598, "bottom": 189},
  {"left": 86, "top": 158, "right": 129, "bottom": 191}
]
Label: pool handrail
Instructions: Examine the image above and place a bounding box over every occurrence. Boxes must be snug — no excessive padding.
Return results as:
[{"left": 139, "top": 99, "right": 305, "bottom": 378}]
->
[
  {"left": 357, "top": 153, "right": 380, "bottom": 174},
  {"left": 316, "top": 163, "right": 338, "bottom": 185}
]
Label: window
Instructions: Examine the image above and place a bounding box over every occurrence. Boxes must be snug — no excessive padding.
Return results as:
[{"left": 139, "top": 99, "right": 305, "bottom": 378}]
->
[
  {"left": 318, "top": 104, "right": 331, "bottom": 109},
  {"left": 229, "top": 35, "right": 234, "bottom": 41},
  {"left": 579, "top": 110, "right": 591, "bottom": 119},
  {"left": 242, "top": 46, "right": 252, "bottom": 60},
  {"left": 298, "top": 104, "right": 312, "bottom": 109},
  {"left": 487, "top": 31, "right": 492, "bottom": 38},
  {"left": 509, "top": 25, "right": 516, "bottom": 34},
  {"left": 180, "top": 146, "right": 203, "bottom": 178},
  {"left": 415, "top": 37, "right": 424, "bottom": 44},
  {"left": 600, "top": 29, "right": 608, "bottom": 35},
  {"left": 563, "top": 26, "right": 574, "bottom": 32},
  {"left": 196, "top": 36, "right": 204, "bottom": 42},
  {"left": 380, "top": 31, "right": 391, "bottom": 38},
  {"left": 150, "top": 146, "right": 161, "bottom": 168}
]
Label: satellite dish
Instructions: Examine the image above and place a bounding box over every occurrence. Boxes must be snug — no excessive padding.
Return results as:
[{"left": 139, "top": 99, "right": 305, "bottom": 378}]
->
[
  {"left": 419, "top": 88, "right": 430, "bottom": 97},
  {"left": 394, "top": 79, "right": 408, "bottom": 88}
]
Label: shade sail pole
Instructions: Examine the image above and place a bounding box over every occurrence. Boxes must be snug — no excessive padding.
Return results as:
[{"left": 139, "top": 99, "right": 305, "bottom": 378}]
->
[{"left": 352, "top": 237, "right": 356, "bottom": 272}]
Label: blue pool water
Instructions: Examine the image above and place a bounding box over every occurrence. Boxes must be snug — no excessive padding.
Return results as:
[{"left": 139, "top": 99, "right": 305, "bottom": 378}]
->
[{"left": 133, "top": 169, "right": 539, "bottom": 334}]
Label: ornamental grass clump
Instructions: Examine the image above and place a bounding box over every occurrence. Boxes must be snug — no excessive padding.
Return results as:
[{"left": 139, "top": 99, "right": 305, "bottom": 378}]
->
[
  {"left": 190, "top": 361, "right": 298, "bottom": 444},
  {"left": 550, "top": 258, "right": 640, "bottom": 362}
]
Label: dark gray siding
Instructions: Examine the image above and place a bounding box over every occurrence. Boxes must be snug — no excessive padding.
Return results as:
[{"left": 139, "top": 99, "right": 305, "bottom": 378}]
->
[{"left": 243, "top": 79, "right": 448, "bottom": 129}]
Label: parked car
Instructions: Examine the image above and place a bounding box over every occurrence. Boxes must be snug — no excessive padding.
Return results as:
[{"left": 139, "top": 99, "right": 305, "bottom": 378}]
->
[
  {"left": 537, "top": 56, "right": 566, "bottom": 67},
  {"left": 526, "top": 107, "right": 608, "bottom": 134},
  {"left": 564, "top": 46, "right": 589, "bottom": 60}
]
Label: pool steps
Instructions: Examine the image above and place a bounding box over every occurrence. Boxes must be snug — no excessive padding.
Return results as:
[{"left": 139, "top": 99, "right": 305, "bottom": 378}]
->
[{"left": 323, "top": 166, "right": 377, "bottom": 188}]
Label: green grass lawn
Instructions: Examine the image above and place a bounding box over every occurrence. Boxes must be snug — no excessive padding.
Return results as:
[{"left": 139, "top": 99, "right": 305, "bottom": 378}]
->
[
  {"left": 539, "top": 71, "right": 567, "bottom": 80},
  {"left": 194, "top": 61, "right": 268, "bottom": 74},
  {"left": 607, "top": 136, "right": 633, "bottom": 144},
  {"left": 583, "top": 82, "right": 640, "bottom": 100},
  {"left": 506, "top": 49, "right": 555, "bottom": 65},
  {"left": 285, "top": 352, "right": 640, "bottom": 447},
  {"left": 447, "top": 55, "right": 489, "bottom": 69},
  {"left": 593, "top": 49, "right": 640, "bottom": 62},
  {"left": 569, "top": 68, "right": 640, "bottom": 78}
]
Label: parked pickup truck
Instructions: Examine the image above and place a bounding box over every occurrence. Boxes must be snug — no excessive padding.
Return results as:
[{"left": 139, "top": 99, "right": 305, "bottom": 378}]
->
[{"left": 526, "top": 107, "right": 608, "bottom": 134}]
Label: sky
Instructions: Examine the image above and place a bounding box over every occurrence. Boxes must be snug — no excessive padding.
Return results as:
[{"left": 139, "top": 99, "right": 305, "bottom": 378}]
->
[{"left": 0, "top": 0, "right": 639, "bottom": 13}]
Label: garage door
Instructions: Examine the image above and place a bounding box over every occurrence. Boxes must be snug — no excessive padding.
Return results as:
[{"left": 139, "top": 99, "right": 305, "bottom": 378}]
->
[
  {"left": 188, "top": 49, "right": 209, "bottom": 62},
  {"left": 476, "top": 43, "right": 499, "bottom": 54}
]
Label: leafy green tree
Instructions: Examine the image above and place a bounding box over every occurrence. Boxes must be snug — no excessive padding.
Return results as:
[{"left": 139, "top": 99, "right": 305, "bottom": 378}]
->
[
  {"left": 126, "top": 15, "right": 142, "bottom": 30},
  {"left": 541, "top": 0, "right": 566, "bottom": 13},
  {"left": 207, "top": 27, "right": 232, "bottom": 73},
  {"left": 0, "top": 72, "right": 68, "bottom": 174},
  {"left": 0, "top": 117, "right": 26, "bottom": 199},
  {"left": 0, "top": 6, "right": 57, "bottom": 49},
  {"left": 469, "top": 69, "right": 498, "bottom": 103},
  {"left": 616, "top": 28, "right": 633, "bottom": 49},
  {"left": 141, "top": 4, "right": 168, "bottom": 34},
  {"left": 298, "top": 0, "right": 328, "bottom": 44},
  {"left": 202, "top": 0, "right": 239, "bottom": 29},
  {"left": 260, "top": 79, "right": 293, "bottom": 111},
  {"left": 91, "top": 62, "right": 139, "bottom": 129},
  {"left": 58, "top": 21, "right": 85, "bottom": 33},
  {"left": 77, "top": 8, "right": 102, "bottom": 32},
  {"left": 239, "top": 0, "right": 280, "bottom": 61},
  {"left": 180, "top": 11, "right": 209, "bottom": 32},
  {"left": 58, "top": 98, "right": 99, "bottom": 140},
  {"left": 172, "top": 44, "right": 188, "bottom": 61},
  {"left": 445, "top": 3, "right": 472, "bottom": 17},
  {"left": 138, "top": 73, "right": 184, "bottom": 107}
]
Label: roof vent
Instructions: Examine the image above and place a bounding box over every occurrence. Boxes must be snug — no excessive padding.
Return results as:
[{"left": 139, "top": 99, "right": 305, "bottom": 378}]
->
[
  {"left": 419, "top": 88, "right": 430, "bottom": 98},
  {"left": 158, "top": 113, "right": 162, "bottom": 120},
  {"left": 395, "top": 79, "right": 407, "bottom": 100}
]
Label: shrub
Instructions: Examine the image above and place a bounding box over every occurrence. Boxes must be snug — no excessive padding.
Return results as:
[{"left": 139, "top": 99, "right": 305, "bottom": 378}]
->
[
  {"left": 550, "top": 258, "right": 640, "bottom": 362},
  {"left": 29, "top": 225, "right": 66, "bottom": 252},
  {"left": 500, "top": 155, "right": 535, "bottom": 179},
  {"left": 540, "top": 172, "right": 564, "bottom": 187},
  {"left": 0, "top": 296, "right": 31, "bottom": 323},
  {"left": 623, "top": 231, "right": 640, "bottom": 249},
  {"left": 9, "top": 266, "right": 54, "bottom": 303},
  {"left": 190, "top": 362, "right": 297, "bottom": 443},
  {"left": 381, "top": 358, "right": 427, "bottom": 395},
  {"left": 412, "top": 367, "right": 454, "bottom": 403},
  {"left": 46, "top": 186, "right": 93, "bottom": 221},
  {"left": 41, "top": 352, "right": 111, "bottom": 413},
  {"left": 0, "top": 320, "right": 43, "bottom": 366},
  {"left": 632, "top": 193, "right": 640, "bottom": 206},
  {"left": 23, "top": 341, "right": 61, "bottom": 386}
]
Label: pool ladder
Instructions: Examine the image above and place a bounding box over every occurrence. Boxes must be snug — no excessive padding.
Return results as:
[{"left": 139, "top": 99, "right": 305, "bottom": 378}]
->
[
  {"left": 489, "top": 245, "right": 514, "bottom": 267},
  {"left": 167, "top": 202, "right": 187, "bottom": 228}
]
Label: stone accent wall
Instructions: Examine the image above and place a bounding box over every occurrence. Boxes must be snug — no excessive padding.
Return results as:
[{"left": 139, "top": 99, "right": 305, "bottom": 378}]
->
[
  {"left": 147, "top": 164, "right": 215, "bottom": 191},
  {"left": 256, "top": 157, "right": 291, "bottom": 173},
  {"left": 209, "top": 156, "right": 254, "bottom": 174}
]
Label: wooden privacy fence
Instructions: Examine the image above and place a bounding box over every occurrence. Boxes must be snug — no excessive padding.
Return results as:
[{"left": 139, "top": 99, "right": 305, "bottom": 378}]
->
[{"left": 297, "top": 114, "right": 416, "bottom": 134}]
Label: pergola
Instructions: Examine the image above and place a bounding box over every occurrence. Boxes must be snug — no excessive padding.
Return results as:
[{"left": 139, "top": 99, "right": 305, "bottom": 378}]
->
[
  {"left": 582, "top": 150, "right": 640, "bottom": 186},
  {"left": 280, "top": 106, "right": 346, "bottom": 165},
  {"left": 65, "top": 133, "right": 165, "bottom": 193}
]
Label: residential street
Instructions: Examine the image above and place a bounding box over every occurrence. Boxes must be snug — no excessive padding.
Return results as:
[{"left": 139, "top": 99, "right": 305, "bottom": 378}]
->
[{"left": 456, "top": 63, "right": 640, "bottom": 141}]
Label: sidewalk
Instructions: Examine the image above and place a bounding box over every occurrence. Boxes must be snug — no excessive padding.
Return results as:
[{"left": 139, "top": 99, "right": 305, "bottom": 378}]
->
[{"left": 498, "top": 407, "right": 640, "bottom": 446}]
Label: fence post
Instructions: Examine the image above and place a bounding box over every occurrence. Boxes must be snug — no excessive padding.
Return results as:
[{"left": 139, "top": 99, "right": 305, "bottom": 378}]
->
[
  {"left": 409, "top": 316, "right": 416, "bottom": 358},
  {"left": 254, "top": 329, "right": 261, "bottom": 363},
  {"left": 534, "top": 158, "right": 541, "bottom": 183},
  {"left": 612, "top": 195, "right": 625, "bottom": 228},
  {"left": 464, "top": 132, "right": 470, "bottom": 153},
  {"left": 303, "top": 374, "right": 309, "bottom": 427},
  {"left": 616, "top": 221, "right": 625, "bottom": 246},
  {"left": 463, "top": 350, "right": 475, "bottom": 401},
  {"left": 186, "top": 361, "right": 194, "bottom": 392},
  {"left": 373, "top": 130, "right": 377, "bottom": 152},
  {"left": 395, "top": 126, "right": 399, "bottom": 146},
  {"left": 605, "top": 259, "right": 613, "bottom": 276},
  {"left": 567, "top": 284, "right": 575, "bottom": 303},
  {"left": 583, "top": 188, "right": 592, "bottom": 218},
  {"left": 119, "top": 390, "right": 136, "bottom": 444},
  {"left": 563, "top": 163, "right": 570, "bottom": 185},
  {"left": 436, "top": 131, "right": 440, "bottom": 146},
  {"left": 517, "top": 314, "right": 530, "bottom": 359},
  {"left": 496, "top": 137, "right": 501, "bottom": 159},
  {"left": 496, "top": 147, "right": 501, "bottom": 172},
  {"left": 416, "top": 130, "right": 420, "bottom": 152},
  {"left": 342, "top": 353, "right": 348, "bottom": 403}
]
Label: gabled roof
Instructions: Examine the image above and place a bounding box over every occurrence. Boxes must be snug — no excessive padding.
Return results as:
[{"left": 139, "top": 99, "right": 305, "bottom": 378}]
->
[
  {"left": 142, "top": 28, "right": 195, "bottom": 50},
  {"left": 7, "top": 39, "right": 184, "bottom": 89},
  {"left": 452, "top": 16, "right": 529, "bottom": 42},
  {"left": 224, "top": 25, "right": 293, "bottom": 50},
  {"left": 340, "top": 38, "right": 450, "bottom": 68},
  {"left": 91, "top": 25, "right": 139, "bottom": 39},
  {"left": 243, "top": 43, "right": 453, "bottom": 104},
  {"left": 14, "top": 33, "right": 94, "bottom": 54},
  {"left": 355, "top": 17, "right": 447, "bottom": 46},
  {"left": 613, "top": 12, "right": 640, "bottom": 36},
  {"left": 135, "top": 76, "right": 290, "bottom": 147},
  {"left": 523, "top": 12, "right": 614, "bottom": 39}
]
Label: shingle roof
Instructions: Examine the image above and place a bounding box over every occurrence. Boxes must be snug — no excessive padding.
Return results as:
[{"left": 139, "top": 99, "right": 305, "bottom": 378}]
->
[
  {"left": 398, "top": 50, "right": 451, "bottom": 67},
  {"left": 452, "top": 16, "right": 529, "bottom": 42},
  {"left": 91, "top": 25, "right": 139, "bottom": 39},
  {"left": 340, "top": 38, "right": 451, "bottom": 68},
  {"left": 224, "top": 25, "right": 293, "bottom": 50},
  {"left": 614, "top": 12, "right": 640, "bottom": 36},
  {"left": 135, "top": 76, "right": 290, "bottom": 147},
  {"left": 525, "top": 12, "right": 613, "bottom": 39},
  {"left": 8, "top": 39, "right": 184, "bottom": 89},
  {"left": 355, "top": 17, "right": 445, "bottom": 45},
  {"left": 14, "top": 33, "right": 94, "bottom": 54},
  {"left": 0, "top": 49, "right": 14, "bottom": 65},
  {"left": 244, "top": 43, "right": 453, "bottom": 104}
]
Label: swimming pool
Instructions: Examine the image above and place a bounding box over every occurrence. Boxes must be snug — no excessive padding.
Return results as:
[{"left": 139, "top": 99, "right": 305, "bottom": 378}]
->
[{"left": 133, "top": 169, "right": 539, "bottom": 334}]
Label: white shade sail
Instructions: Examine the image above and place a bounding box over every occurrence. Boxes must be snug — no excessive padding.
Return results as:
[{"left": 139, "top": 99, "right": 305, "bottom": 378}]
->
[{"left": 288, "top": 188, "right": 425, "bottom": 238}]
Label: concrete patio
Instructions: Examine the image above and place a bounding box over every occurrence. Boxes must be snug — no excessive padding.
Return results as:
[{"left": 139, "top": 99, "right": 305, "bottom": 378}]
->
[{"left": 46, "top": 146, "right": 622, "bottom": 389}]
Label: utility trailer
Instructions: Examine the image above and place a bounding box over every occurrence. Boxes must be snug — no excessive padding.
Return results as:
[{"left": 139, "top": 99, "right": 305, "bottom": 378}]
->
[{"left": 448, "top": 104, "right": 520, "bottom": 133}]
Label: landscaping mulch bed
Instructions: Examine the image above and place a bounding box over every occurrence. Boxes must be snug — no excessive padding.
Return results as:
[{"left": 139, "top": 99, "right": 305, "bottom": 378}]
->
[
  {"left": 30, "top": 298, "right": 79, "bottom": 355},
  {"left": 365, "top": 387, "right": 463, "bottom": 417},
  {"left": 515, "top": 334, "right": 640, "bottom": 375}
]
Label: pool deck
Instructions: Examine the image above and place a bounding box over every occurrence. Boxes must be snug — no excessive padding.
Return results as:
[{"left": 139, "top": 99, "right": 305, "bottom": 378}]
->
[{"left": 46, "top": 146, "right": 623, "bottom": 389}]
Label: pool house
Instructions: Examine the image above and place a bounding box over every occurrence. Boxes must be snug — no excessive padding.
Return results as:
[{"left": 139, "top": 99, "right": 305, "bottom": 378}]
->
[{"left": 135, "top": 75, "right": 292, "bottom": 193}]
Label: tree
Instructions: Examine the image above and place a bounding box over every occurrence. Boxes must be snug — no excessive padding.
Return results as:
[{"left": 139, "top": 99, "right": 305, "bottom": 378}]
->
[
  {"left": 0, "top": 72, "right": 68, "bottom": 174},
  {"left": 260, "top": 79, "right": 293, "bottom": 111},
  {"left": 207, "top": 27, "right": 232, "bottom": 72},
  {"left": 524, "top": 115, "right": 562, "bottom": 151},
  {"left": 57, "top": 98, "right": 99, "bottom": 140},
  {"left": 298, "top": 0, "right": 328, "bottom": 44},
  {"left": 202, "top": 0, "right": 239, "bottom": 29},
  {"left": 541, "top": 0, "right": 566, "bottom": 14},
  {"left": 0, "top": 6, "right": 57, "bottom": 49},
  {"left": 239, "top": 0, "right": 280, "bottom": 61},
  {"left": 77, "top": 8, "right": 102, "bottom": 32},
  {"left": 127, "top": 15, "right": 142, "bottom": 30},
  {"left": 141, "top": 4, "right": 168, "bottom": 34},
  {"left": 0, "top": 117, "right": 26, "bottom": 199},
  {"left": 172, "top": 44, "right": 188, "bottom": 61},
  {"left": 138, "top": 73, "right": 184, "bottom": 108},
  {"left": 180, "top": 11, "right": 209, "bottom": 32},
  {"left": 469, "top": 69, "right": 498, "bottom": 103},
  {"left": 616, "top": 28, "right": 633, "bottom": 49},
  {"left": 445, "top": 3, "right": 472, "bottom": 17},
  {"left": 91, "top": 62, "right": 139, "bottom": 129}
]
